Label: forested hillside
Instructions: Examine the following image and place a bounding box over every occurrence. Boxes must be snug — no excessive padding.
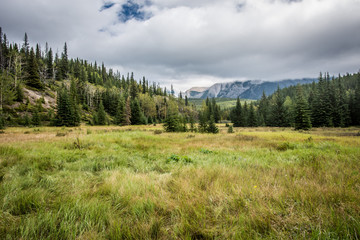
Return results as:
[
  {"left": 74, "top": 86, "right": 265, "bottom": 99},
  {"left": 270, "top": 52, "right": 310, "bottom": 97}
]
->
[
  {"left": 230, "top": 72, "right": 360, "bottom": 129},
  {"left": 0, "top": 28, "right": 199, "bottom": 129}
]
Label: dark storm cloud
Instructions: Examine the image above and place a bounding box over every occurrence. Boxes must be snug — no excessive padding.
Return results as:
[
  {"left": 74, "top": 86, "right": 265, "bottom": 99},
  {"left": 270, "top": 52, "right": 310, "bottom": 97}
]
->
[{"left": 1, "top": 0, "right": 360, "bottom": 91}]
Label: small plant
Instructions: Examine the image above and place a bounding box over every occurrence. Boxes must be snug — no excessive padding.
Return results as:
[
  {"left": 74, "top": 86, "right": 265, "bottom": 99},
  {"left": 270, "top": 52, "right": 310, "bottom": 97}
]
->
[
  {"left": 73, "top": 137, "right": 82, "bottom": 149},
  {"left": 87, "top": 129, "right": 92, "bottom": 135},
  {"left": 56, "top": 132, "right": 67, "bottom": 137},
  {"left": 276, "top": 142, "right": 296, "bottom": 151},
  {"left": 182, "top": 156, "right": 193, "bottom": 163},
  {"left": 166, "top": 154, "right": 180, "bottom": 163},
  {"left": 200, "top": 148, "right": 213, "bottom": 154},
  {"left": 154, "top": 130, "right": 163, "bottom": 135},
  {"left": 166, "top": 154, "right": 193, "bottom": 164},
  {"left": 227, "top": 125, "right": 234, "bottom": 133}
]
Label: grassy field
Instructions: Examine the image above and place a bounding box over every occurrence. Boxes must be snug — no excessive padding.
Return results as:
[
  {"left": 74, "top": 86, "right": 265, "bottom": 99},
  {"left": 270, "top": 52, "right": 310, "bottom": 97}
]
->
[{"left": 0, "top": 125, "right": 359, "bottom": 239}]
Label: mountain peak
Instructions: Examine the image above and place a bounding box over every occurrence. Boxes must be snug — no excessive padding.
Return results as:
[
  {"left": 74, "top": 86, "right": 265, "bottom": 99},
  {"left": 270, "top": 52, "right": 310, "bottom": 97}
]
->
[{"left": 185, "top": 78, "right": 317, "bottom": 99}]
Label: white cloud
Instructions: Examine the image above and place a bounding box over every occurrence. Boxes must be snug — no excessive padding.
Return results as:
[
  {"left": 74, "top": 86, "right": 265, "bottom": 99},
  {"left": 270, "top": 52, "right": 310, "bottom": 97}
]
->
[{"left": 1, "top": 0, "right": 360, "bottom": 92}]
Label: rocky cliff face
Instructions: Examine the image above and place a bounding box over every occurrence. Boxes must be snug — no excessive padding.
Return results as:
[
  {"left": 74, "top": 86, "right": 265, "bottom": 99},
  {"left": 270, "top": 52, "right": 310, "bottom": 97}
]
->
[{"left": 185, "top": 78, "right": 317, "bottom": 99}]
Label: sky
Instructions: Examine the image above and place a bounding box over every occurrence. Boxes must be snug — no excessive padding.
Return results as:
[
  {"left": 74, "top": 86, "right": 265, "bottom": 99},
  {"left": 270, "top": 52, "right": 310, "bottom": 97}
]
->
[{"left": 1, "top": 0, "right": 360, "bottom": 92}]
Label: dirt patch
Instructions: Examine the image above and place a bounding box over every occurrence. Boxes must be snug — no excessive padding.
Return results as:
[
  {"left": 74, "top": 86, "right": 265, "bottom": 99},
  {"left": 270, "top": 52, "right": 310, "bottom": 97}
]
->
[{"left": 23, "top": 88, "right": 56, "bottom": 109}]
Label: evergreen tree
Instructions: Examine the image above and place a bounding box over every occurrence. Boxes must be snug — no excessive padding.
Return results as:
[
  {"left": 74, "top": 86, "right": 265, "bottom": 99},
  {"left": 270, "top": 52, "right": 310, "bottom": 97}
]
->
[
  {"left": 130, "top": 98, "right": 141, "bottom": 125},
  {"left": 31, "top": 109, "right": 41, "bottom": 126},
  {"left": 294, "top": 85, "right": 312, "bottom": 130},
  {"left": 46, "top": 48, "right": 53, "bottom": 79},
  {"left": 207, "top": 116, "right": 219, "bottom": 133},
  {"left": 352, "top": 73, "right": 360, "bottom": 125},
  {"left": 258, "top": 91, "right": 269, "bottom": 126},
  {"left": 96, "top": 100, "right": 106, "bottom": 125},
  {"left": 270, "top": 86, "right": 287, "bottom": 127},
  {"left": 0, "top": 111, "right": 5, "bottom": 130},
  {"left": 198, "top": 111, "right": 208, "bottom": 133},
  {"left": 25, "top": 48, "right": 43, "bottom": 89},
  {"left": 123, "top": 96, "right": 131, "bottom": 126},
  {"left": 55, "top": 86, "right": 79, "bottom": 126},
  {"left": 59, "top": 42, "right": 68, "bottom": 80},
  {"left": 231, "top": 97, "right": 244, "bottom": 127},
  {"left": 163, "top": 113, "right": 180, "bottom": 132},
  {"left": 248, "top": 102, "right": 257, "bottom": 127},
  {"left": 22, "top": 32, "right": 29, "bottom": 56},
  {"left": 227, "top": 125, "right": 234, "bottom": 133},
  {"left": 115, "top": 97, "right": 125, "bottom": 125}
]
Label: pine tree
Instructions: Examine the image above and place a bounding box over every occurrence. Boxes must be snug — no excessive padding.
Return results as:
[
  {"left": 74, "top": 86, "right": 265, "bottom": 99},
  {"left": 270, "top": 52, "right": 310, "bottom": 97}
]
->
[
  {"left": 248, "top": 102, "right": 257, "bottom": 127},
  {"left": 294, "top": 85, "right": 311, "bottom": 130},
  {"left": 115, "top": 97, "right": 125, "bottom": 125},
  {"left": 123, "top": 96, "right": 132, "bottom": 126},
  {"left": 231, "top": 97, "right": 244, "bottom": 127},
  {"left": 60, "top": 42, "right": 68, "bottom": 80},
  {"left": 198, "top": 111, "right": 208, "bottom": 133},
  {"left": 270, "top": 86, "right": 287, "bottom": 127},
  {"left": 22, "top": 33, "right": 29, "bottom": 57},
  {"left": 25, "top": 48, "right": 43, "bottom": 89},
  {"left": 96, "top": 100, "right": 106, "bottom": 125},
  {"left": 0, "top": 111, "right": 5, "bottom": 130},
  {"left": 353, "top": 73, "right": 360, "bottom": 125},
  {"left": 163, "top": 113, "right": 180, "bottom": 132},
  {"left": 55, "top": 86, "right": 79, "bottom": 127},
  {"left": 46, "top": 48, "right": 53, "bottom": 79},
  {"left": 207, "top": 116, "right": 219, "bottom": 133},
  {"left": 258, "top": 91, "right": 269, "bottom": 126},
  {"left": 130, "top": 98, "right": 141, "bottom": 125},
  {"left": 31, "top": 109, "right": 41, "bottom": 126}
]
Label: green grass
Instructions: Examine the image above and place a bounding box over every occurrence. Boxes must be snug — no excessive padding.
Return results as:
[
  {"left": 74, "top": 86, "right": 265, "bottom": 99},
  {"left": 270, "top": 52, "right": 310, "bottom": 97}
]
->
[{"left": 0, "top": 125, "right": 359, "bottom": 239}]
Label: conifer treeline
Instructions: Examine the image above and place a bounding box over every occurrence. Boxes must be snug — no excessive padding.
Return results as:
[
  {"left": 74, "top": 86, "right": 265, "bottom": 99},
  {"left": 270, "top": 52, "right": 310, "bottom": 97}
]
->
[
  {"left": 0, "top": 28, "right": 198, "bottom": 128},
  {"left": 1, "top": 28, "right": 359, "bottom": 131},
  {"left": 230, "top": 72, "right": 360, "bottom": 129}
]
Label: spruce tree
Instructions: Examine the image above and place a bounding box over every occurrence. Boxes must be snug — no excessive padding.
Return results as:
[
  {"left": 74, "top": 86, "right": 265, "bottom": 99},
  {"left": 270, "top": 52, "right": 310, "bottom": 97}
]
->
[
  {"left": 96, "top": 100, "right": 106, "bottom": 125},
  {"left": 130, "top": 98, "right": 141, "bottom": 125},
  {"left": 231, "top": 97, "right": 244, "bottom": 127},
  {"left": 115, "top": 97, "right": 125, "bottom": 125},
  {"left": 248, "top": 102, "right": 257, "bottom": 127},
  {"left": 46, "top": 48, "right": 53, "bottom": 79},
  {"left": 258, "top": 91, "right": 269, "bottom": 126},
  {"left": 294, "top": 85, "right": 311, "bottom": 130},
  {"left": 163, "top": 113, "right": 180, "bottom": 132},
  {"left": 123, "top": 96, "right": 131, "bottom": 125},
  {"left": 270, "top": 86, "right": 287, "bottom": 127},
  {"left": 198, "top": 111, "right": 208, "bottom": 133},
  {"left": 26, "top": 48, "right": 43, "bottom": 89},
  {"left": 31, "top": 109, "right": 41, "bottom": 126},
  {"left": 207, "top": 116, "right": 219, "bottom": 133}
]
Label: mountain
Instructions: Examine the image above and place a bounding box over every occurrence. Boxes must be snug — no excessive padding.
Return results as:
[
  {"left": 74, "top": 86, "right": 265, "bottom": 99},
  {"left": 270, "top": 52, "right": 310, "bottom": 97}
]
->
[{"left": 185, "top": 78, "right": 318, "bottom": 99}]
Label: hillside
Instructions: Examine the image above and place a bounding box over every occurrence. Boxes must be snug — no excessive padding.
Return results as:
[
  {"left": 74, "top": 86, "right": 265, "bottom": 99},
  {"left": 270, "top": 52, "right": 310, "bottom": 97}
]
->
[{"left": 185, "top": 78, "right": 317, "bottom": 99}]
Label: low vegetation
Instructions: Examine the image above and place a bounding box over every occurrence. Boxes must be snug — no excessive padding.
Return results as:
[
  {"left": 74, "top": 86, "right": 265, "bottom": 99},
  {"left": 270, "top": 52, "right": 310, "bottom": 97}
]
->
[{"left": 1, "top": 125, "right": 359, "bottom": 239}]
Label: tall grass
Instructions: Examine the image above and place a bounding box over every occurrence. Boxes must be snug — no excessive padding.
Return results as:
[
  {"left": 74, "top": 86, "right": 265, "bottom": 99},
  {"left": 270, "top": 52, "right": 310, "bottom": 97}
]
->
[{"left": 0, "top": 126, "right": 359, "bottom": 239}]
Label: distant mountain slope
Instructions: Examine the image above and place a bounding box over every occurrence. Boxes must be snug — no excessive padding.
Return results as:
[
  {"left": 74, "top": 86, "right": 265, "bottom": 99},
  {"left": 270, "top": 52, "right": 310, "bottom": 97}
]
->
[{"left": 185, "top": 78, "right": 318, "bottom": 99}]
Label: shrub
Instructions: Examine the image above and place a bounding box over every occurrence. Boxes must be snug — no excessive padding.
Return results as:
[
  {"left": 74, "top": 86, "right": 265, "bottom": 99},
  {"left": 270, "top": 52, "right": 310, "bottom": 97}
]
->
[{"left": 154, "top": 130, "right": 162, "bottom": 135}]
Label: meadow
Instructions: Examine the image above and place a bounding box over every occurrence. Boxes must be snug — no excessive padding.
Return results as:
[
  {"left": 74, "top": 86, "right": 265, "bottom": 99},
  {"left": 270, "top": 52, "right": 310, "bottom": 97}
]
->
[{"left": 0, "top": 125, "right": 359, "bottom": 239}]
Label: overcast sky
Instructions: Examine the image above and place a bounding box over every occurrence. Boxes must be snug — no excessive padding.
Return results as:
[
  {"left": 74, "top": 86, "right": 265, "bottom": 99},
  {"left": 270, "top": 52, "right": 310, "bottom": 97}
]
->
[{"left": 1, "top": 0, "right": 360, "bottom": 92}]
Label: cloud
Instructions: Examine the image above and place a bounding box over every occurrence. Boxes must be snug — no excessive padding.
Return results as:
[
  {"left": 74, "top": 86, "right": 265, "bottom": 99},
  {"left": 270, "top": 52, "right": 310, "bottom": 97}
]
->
[{"left": 1, "top": 0, "right": 360, "bottom": 92}]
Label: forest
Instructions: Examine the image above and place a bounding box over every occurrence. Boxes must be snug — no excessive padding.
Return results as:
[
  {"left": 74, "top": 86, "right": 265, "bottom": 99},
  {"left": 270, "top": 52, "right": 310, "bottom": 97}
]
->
[{"left": 0, "top": 28, "right": 360, "bottom": 132}]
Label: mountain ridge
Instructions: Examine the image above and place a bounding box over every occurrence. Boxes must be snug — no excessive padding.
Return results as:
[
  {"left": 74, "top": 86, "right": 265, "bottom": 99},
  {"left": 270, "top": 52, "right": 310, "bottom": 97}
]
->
[{"left": 185, "top": 78, "right": 318, "bottom": 99}]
